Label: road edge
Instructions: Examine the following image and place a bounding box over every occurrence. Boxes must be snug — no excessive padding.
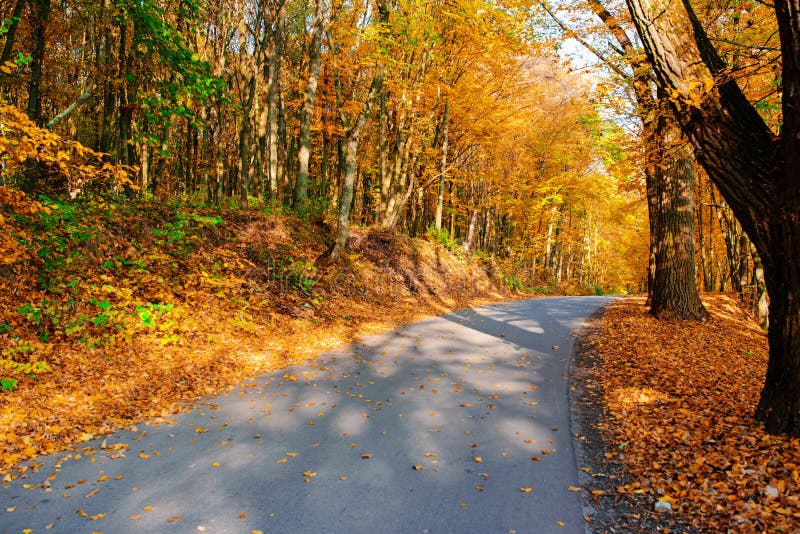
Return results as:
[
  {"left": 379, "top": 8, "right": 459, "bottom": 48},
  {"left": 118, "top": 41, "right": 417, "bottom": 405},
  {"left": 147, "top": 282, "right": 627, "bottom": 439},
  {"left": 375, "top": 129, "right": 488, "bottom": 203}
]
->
[{"left": 568, "top": 298, "right": 699, "bottom": 534}]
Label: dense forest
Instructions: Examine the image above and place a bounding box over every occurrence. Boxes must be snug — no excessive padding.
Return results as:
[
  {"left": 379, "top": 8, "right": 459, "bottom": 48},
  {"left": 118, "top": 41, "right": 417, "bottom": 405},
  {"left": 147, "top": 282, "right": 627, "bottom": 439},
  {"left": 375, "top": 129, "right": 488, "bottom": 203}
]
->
[{"left": 0, "top": 0, "right": 652, "bottom": 294}]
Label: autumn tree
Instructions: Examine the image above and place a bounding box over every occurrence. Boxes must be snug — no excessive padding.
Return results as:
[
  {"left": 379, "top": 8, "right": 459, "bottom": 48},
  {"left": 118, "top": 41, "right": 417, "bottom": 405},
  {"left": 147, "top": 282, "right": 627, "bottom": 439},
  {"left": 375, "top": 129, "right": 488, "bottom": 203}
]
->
[
  {"left": 624, "top": 0, "right": 800, "bottom": 435},
  {"left": 541, "top": 0, "right": 707, "bottom": 319}
]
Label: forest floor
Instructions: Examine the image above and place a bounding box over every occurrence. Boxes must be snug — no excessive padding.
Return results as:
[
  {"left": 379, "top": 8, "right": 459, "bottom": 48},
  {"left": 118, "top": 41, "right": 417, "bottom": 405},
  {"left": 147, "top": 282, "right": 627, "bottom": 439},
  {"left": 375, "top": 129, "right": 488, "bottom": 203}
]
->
[
  {"left": 574, "top": 295, "right": 799, "bottom": 533},
  {"left": 0, "top": 193, "right": 519, "bottom": 478}
]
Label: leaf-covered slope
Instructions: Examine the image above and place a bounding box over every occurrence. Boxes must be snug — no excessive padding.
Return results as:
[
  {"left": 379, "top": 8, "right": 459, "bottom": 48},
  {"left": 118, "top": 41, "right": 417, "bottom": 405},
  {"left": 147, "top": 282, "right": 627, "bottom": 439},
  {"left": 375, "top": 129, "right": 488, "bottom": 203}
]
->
[{"left": 0, "top": 195, "right": 507, "bottom": 475}]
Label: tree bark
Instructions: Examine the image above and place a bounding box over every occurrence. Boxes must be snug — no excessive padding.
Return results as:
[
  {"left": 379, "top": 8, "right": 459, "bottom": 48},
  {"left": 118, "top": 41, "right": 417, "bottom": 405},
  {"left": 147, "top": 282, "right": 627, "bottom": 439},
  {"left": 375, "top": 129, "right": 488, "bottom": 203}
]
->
[
  {"left": 435, "top": 99, "right": 449, "bottom": 231},
  {"left": 266, "top": 1, "right": 286, "bottom": 202},
  {"left": 625, "top": 0, "right": 800, "bottom": 435},
  {"left": 326, "top": 0, "right": 389, "bottom": 260},
  {"left": 649, "top": 120, "right": 708, "bottom": 320},
  {"left": 582, "top": 0, "right": 704, "bottom": 316},
  {"left": 239, "top": 73, "right": 256, "bottom": 206},
  {"left": 293, "top": 0, "right": 326, "bottom": 209},
  {"left": 23, "top": 0, "right": 52, "bottom": 194},
  {"left": 0, "top": 0, "right": 26, "bottom": 85}
]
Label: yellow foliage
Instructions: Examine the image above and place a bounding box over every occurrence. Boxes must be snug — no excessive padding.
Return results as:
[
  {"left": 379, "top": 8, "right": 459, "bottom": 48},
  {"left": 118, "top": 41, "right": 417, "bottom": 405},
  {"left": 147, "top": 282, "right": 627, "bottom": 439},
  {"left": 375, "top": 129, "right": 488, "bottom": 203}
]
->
[{"left": 0, "top": 103, "right": 138, "bottom": 195}]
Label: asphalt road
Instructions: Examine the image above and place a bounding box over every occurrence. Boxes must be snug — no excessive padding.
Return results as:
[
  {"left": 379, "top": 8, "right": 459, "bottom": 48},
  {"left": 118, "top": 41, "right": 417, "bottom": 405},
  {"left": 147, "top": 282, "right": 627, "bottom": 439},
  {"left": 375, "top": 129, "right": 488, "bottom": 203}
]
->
[{"left": 1, "top": 296, "right": 615, "bottom": 534}]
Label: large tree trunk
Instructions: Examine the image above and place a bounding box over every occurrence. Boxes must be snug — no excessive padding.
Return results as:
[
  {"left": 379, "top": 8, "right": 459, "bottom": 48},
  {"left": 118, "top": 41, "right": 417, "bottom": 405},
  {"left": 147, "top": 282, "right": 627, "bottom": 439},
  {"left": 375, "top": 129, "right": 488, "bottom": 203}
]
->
[
  {"left": 649, "top": 119, "right": 708, "bottom": 320},
  {"left": 332, "top": 133, "right": 359, "bottom": 255},
  {"left": 624, "top": 0, "right": 800, "bottom": 435}
]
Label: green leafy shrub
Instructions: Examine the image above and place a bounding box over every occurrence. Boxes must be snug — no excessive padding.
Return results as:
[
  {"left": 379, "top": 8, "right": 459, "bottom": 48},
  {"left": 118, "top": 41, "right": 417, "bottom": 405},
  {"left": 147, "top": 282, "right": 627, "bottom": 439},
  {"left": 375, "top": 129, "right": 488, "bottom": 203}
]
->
[
  {"left": 503, "top": 275, "right": 524, "bottom": 291},
  {"left": 425, "top": 225, "right": 457, "bottom": 250}
]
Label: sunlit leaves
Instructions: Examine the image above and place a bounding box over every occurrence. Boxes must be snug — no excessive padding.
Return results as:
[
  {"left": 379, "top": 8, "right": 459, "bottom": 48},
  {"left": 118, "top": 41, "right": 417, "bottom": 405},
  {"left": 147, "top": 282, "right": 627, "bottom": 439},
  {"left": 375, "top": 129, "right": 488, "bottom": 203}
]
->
[
  {"left": 0, "top": 104, "right": 137, "bottom": 194},
  {"left": 589, "top": 296, "right": 799, "bottom": 531}
]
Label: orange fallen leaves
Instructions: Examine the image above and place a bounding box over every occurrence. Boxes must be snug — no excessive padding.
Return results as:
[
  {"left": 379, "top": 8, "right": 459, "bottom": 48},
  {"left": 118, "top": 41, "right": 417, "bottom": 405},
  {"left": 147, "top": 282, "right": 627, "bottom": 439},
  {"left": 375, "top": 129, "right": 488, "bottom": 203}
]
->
[{"left": 588, "top": 296, "right": 798, "bottom": 532}]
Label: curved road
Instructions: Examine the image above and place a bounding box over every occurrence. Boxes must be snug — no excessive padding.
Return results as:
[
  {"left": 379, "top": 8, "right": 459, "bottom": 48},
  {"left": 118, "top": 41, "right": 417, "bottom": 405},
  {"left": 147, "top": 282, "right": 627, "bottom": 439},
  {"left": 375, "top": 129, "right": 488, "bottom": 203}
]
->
[{"left": 2, "top": 296, "right": 615, "bottom": 534}]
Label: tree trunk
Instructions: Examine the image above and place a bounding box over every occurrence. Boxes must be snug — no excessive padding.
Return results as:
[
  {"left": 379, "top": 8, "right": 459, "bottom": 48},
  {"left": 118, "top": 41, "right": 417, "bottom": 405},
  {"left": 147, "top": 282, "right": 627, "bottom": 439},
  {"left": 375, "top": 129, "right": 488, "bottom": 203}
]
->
[
  {"left": 435, "top": 99, "right": 449, "bottom": 231},
  {"left": 463, "top": 206, "right": 478, "bottom": 254},
  {"left": 625, "top": 0, "right": 800, "bottom": 434},
  {"left": 333, "top": 133, "right": 359, "bottom": 255},
  {"left": 239, "top": 73, "right": 256, "bottom": 206},
  {"left": 751, "top": 244, "right": 769, "bottom": 331},
  {"left": 649, "top": 122, "right": 708, "bottom": 320},
  {"left": 266, "top": 2, "right": 285, "bottom": 202},
  {"left": 0, "top": 0, "right": 25, "bottom": 85},
  {"left": 294, "top": 0, "right": 326, "bottom": 209},
  {"left": 23, "top": 0, "right": 52, "bottom": 194},
  {"left": 326, "top": 0, "right": 389, "bottom": 260}
]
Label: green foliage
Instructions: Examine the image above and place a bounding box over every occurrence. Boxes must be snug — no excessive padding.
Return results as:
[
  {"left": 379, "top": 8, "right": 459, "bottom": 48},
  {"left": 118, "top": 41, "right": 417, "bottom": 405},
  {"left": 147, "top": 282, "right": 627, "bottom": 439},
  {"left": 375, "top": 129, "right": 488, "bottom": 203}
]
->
[
  {"left": 17, "top": 300, "right": 56, "bottom": 341},
  {"left": 0, "top": 358, "right": 51, "bottom": 376},
  {"left": 1, "top": 377, "right": 17, "bottom": 392},
  {"left": 102, "top": 256, "right": 149, "bottom": 272},
  {"left": 286, "top": 260, "right": 318, "bottom": 294},
  {"left": 245, "top": 246, "right": 318, "bottom": 296},
  {"left": 15, "top": 196, "right": 98, "bottom": 293},
  {"left": 0, "top": 16, "right": 18, "bottom": 38},
  {"left": 293, "top": 197, "right": 330, "bottom": 222},
  {"left": 116, "top": 0, "right": 227, "bottom": 152},
  {"left": 503, "top": 275, "right": 523, "bottom": 292},
  {"left": 62, "top": 298, "right": 124, "bottom": 348},
  {"left": 135, "top": 302, "right": 174, "bottom": 328},
  {"left": 152, "top": 211, "right": 222, "bottom": 256},
  {"left": 594, "top": 285, "right": 604, "bottom": 296},
  {"left": 425, "top": 225, "right": 457, "bottom": 250}
]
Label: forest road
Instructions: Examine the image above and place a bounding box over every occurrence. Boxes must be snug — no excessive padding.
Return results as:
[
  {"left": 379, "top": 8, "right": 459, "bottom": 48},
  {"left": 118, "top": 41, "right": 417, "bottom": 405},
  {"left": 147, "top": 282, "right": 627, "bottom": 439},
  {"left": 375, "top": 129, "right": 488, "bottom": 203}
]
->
[{"left": 2, "top": 296, "right": 616, "bottom": 534}]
